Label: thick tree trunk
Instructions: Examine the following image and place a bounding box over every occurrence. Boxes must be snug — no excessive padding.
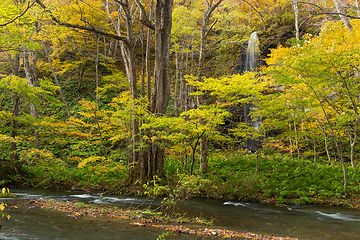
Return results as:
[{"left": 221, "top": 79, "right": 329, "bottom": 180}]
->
[
  {"left": 197, "top": 10, "right": 208, "bottom": 175},
  {"left": 150, "top": 0, "right": 173, "bottom": 115},
  {"left": 107, "top": 0, "right": 173, "bottom": 181},
  {"left": 145, "top": 0, "right": 173, "bottom": 179},
  {"left": 109, "top": 0, "right": 143, "bottom": 181}
]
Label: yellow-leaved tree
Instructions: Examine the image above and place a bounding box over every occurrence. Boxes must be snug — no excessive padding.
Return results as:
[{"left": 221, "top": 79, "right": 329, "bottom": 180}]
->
[{"left": 263, "top": 19, "right": 360, "bottom": 197}]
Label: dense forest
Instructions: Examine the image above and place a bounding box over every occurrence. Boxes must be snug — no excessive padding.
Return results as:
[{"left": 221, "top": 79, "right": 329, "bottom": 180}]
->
[{"left": 1, "top": 0, "right": 360, "bottom": 206}]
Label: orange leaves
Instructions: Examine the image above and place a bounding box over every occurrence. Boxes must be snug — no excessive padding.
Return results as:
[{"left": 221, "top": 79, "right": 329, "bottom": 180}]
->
[{"left": 140, "top": 223, "right": 300, "bottom": 239}]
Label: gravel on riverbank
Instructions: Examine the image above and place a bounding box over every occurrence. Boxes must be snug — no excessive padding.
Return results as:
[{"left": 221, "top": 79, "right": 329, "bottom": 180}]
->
[{"left": 31, "top": 198, "right": 302, "bottom": 240}]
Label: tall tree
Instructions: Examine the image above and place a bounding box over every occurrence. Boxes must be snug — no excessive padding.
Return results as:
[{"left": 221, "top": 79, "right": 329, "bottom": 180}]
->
[
  {"left": 135, "top": 0, "right": 174, "bottom": 179},
  {"left": 197, "top": 0, "right": 223, "bottom": 177}
]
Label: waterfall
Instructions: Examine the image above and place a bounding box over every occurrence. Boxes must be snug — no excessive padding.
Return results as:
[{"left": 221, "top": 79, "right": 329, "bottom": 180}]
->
[
  {"left": 244, "top": 31, "right": 259, "bottom": 72},
  {"left": 243, "top": 31, "right": 261, "bottom": 152}
]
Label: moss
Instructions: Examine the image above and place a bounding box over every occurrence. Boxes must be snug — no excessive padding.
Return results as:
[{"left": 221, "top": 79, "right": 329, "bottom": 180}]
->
[
  {"left": 0, "top": 193, "right": 17, "bottom": 198},
  {"left": 0, "top": 188, "right": 17, "bottom": 198}
]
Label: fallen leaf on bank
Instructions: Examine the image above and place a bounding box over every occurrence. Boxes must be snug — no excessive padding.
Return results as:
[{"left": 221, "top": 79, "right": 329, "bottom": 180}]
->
[{"left": 31, "top": 199, "right": 303, "bottom": 240}]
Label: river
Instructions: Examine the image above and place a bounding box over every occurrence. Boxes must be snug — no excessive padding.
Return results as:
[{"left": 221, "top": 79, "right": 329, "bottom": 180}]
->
[{"left": 1, "top": 188, "right": 360, "bottom": 239}]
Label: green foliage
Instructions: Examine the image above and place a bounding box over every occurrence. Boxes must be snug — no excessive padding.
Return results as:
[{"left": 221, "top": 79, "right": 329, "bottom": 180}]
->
[
  {"left": 0, "top": 202, "right": 10, "bottom": 221},
  {"left": 206, "top": 152, "right": 360, "bottom": 204},
  {"left": 156, "top": 232, "right": 173, "bottom": 240},
  {"left": 259, "top": 19, "right": 360, "bottom": 168},
  {"left": 0, "top": 188, "right": 16, "bottom": 198},
  {"left": 143, "top": 176, "right": 170, "bottom": 199},
  {"left": 142, "top": 174, "right": 210, "bottom": 214},
  {"left": 0, "top": 188, "right": 17, "bottom": 221},
  {"left": 0, "top": 0, "right": 359, "bottom": 211},
  {"left": 20, "top": 148, "right": 127, "bottom": 189}
]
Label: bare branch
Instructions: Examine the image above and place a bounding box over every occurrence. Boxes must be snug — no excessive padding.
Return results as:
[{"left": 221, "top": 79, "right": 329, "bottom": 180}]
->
[
  {"left": 298, "top": 1, "right": 325, "bottom": 11},
  {"left": 208, "top": 0, "right": 223, "bottom": 17},
  {"left": 241, "top": 0, "right": 266, "bottom": 31},
  {"left": 0, "top": 1, "right": 36, "bottom": 27},
  {"left": 35, "top": 0, "right": 131, "bottom": 46},
  {"left": 204, "top": 18, "right": 218, "bottom": 38},
  {"left": 133, "top": 0, "right": 155, "bottom": 30},
  {"left": 312, "top": 11, "right": 360, "bottom": 19}
]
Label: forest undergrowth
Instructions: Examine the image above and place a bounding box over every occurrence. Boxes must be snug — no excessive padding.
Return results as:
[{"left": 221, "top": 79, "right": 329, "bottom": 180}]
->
[{"left": 9, "top": 151, "right": 360, "bottom": 209}]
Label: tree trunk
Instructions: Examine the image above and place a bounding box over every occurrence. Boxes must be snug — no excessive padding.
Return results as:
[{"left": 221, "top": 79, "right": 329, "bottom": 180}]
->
[
  {"left": 78, "top": 63, "right": 85, "bottom": 91},
  {"left": 315, "top": 116, "right": 333, "bottom": 165},
  {"left": 150, "top": 0, "right": 173, "bottom": 114},
  {"left": 196, "top": 0, "right": 223, "bottom": 176},
  {"left": 145, "top": 0, "right": 174, "bottom": 179},
  {"left": 292, "top": 0, "right": 299, "bottom": 41},
  {"left": 41, "top": 41, "right": 70, "bottom": 118},
  {"left": 95, "top": 34, "right": 100, "bottom": 105},
  {"left": 310, "top": 85, "right": 348, "bottom": 197},
  {"left": 146, "top": 0, "right": 154, "bottom": 103},
  {"left": 355, "top": 0, "right": 360, "bottom": 17},
  {"left": 174, "top": 44, "right": 180, "bottom": 117},
  {"left": 141, "top": 25, "right": 145, "bottom": 97},
  {"left": 10, "top": 96, "right": 20, "bottom": 161},
  {"left": 9, "top": 53, "right": 20, "bottom": 161},
  {"left": 199, "top": 136, "right": 208, "bottom": 177},
  {"left": 106, "top": 0, "right": 173, "bottom": 181},
  {"left": 23, "top": 50, "right": 39, "bottom": 150},
  {"left": 333, "top": 0, "right": 352, "bottom": 31}
]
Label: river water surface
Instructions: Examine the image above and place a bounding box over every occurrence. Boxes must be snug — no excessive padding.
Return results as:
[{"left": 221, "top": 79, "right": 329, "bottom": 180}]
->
[{"left": 1, "top": 188, "right": 360, "bottom": 239}]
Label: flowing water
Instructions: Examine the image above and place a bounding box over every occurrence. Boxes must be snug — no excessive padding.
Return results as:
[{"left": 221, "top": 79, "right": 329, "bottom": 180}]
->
[
  {"left": 244, "top": 32, "right": 259, "bottom": 73},
  {"left": 243, "top": 31, "right": 262, "bottom": 151},
  {"left": 1, "top": 188, "right": 360, "bottom": 239}
]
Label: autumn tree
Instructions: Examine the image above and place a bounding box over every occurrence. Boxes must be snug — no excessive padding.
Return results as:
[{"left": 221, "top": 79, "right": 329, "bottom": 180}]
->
[{"left": 264, "top": 19, "right": 360, "bottom": 197}]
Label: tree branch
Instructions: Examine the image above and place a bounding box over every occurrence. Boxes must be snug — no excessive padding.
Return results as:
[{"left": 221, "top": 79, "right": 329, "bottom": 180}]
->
[
  {"left": 0, "top": 1, "right": 36, "bottom": 27},
  {"left": 298, "top": 1, "right": 325, "bottom": 11},
  {"left": 35, "top": 0, "right": 131, "bottom": 46},
  {"left": 312, "top": 11, "right": 360, "bottom": 19},
  {"left": 241, "top": 0, "right": 266, "bottom": 31},
  {"left": 204, "top": 18, "right": 218, "bottom": 38},
  {"left": 133, "top": 0, "right": 155, "bottom": 30},
  {"left": 208, "top": 0, "right": 223, "bottom": 17}
]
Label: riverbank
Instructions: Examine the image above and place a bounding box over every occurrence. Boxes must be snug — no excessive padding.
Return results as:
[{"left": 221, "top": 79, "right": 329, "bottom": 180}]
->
[
  {"left": 11, "top": 153, "right": 360, "bottom": 210},
  {"left": 3, "top": 188, "right": 360, "bottom": 239},
  {"left": 31, "top": 198, "right": 300, "bottom": 240}
]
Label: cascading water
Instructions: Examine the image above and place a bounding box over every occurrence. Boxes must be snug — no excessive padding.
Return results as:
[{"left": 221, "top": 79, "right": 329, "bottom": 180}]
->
[
  {"left": 244, "top": 31, "right": 259, "bottom": 72},
  {"left": 243, "top": 31, "right": 261, "bottom": 152}
]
